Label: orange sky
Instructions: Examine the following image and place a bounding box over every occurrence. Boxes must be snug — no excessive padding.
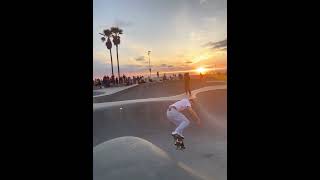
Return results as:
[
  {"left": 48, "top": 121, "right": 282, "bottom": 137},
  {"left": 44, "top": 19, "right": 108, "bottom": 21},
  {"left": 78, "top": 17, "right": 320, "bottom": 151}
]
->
[{"left": 93, "top": 0, "right": 227, "bottom": 78}]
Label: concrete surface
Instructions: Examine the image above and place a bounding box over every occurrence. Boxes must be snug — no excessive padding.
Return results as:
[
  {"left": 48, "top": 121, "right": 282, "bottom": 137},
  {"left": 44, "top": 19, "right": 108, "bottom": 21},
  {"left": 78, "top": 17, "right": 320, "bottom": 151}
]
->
[
  {"left": 94, "top": 136, "right": 205, "bottom": 180},
  {"left": 93, "top": 79, "right": 226, "bottom": 103},
  {"left": 93, "top": 88, "right": 227, "bottom": 180},
  {"left": 93, "top": 84, "right": 139, "bottom": 98}
]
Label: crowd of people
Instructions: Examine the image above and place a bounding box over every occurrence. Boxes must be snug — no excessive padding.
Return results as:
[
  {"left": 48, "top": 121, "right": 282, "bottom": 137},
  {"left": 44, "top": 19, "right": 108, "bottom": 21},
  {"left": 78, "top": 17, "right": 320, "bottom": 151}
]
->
[
  {"left": 93, "top": 72, "right": 182, "bottom": 88},
  {"left": 161, "top": 73, "right": 182, "bottom": 81},
  {"left": 93, "top": 75, "right": 146, "bottom": 88},
  {"left": 93, "top": 72, "right": 209, "bottom": 90}
]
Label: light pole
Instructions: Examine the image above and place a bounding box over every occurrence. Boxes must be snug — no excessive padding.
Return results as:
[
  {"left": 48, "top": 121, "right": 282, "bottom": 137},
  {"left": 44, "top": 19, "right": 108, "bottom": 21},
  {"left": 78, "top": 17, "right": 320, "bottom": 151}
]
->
[{"left": 148, "top": 51, "right": 151, "bottom": 79}]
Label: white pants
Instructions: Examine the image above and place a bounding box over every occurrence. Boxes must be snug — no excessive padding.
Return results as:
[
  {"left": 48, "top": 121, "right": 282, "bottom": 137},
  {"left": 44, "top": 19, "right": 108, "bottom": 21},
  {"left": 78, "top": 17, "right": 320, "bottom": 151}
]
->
[{"left": 167, "top": 108, "right": 190, "bottom": 137}]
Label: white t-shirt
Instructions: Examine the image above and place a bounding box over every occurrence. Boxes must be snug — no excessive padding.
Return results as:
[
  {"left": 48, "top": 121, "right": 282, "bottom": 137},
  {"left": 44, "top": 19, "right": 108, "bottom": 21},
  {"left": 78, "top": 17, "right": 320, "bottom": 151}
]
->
[{"left": 170, "top": 98, "right": 191, "bottom": 111}]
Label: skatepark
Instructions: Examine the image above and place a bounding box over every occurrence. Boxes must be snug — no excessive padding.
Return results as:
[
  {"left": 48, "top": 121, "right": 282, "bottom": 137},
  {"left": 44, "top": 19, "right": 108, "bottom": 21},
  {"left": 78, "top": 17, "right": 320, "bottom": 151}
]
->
[
  {"left": 93, "top": 80, "right": 227, "bottom": 180},
  {"left": 93, "top": 0, "right": 227, "bottom": 178}
]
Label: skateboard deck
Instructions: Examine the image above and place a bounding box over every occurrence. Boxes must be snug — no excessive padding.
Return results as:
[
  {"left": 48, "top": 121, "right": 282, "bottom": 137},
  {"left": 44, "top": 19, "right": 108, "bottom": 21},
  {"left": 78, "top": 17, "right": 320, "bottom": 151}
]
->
[{"left": 172, "top": 134, "right": 186, "bottom": 151}]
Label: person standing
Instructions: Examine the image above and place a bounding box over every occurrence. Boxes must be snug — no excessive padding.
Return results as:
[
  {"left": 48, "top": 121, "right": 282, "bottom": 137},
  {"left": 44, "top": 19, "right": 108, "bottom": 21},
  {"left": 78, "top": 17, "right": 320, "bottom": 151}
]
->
[
  {"left": 184, "top": 73, "right": 191, "bottom": 96},
  {"left": 102, "top": 75, "right": 107, "bottom": 88},
  {"left": 106, "top": 76, "right": 110, "bottom": 87},
  {"left": 111, "top": 75, "right": 115, "bottom": 86}
]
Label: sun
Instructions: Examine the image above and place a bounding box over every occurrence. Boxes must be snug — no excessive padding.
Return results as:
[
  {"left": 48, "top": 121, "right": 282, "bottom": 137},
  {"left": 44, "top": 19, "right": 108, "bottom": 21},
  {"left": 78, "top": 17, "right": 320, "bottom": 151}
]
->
[{"left": 196, "top": 67, "right": 206, "bottom": 73}]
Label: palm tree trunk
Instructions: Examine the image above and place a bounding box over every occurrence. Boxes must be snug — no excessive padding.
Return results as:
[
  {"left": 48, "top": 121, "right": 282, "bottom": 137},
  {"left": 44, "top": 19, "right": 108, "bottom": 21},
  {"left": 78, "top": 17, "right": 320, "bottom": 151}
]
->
[
  {"left": 116, "top": 45, "right": 120, "bottom": 79},
  {"left": 109, "top": 49, "right": 114, "bottom": 76}
]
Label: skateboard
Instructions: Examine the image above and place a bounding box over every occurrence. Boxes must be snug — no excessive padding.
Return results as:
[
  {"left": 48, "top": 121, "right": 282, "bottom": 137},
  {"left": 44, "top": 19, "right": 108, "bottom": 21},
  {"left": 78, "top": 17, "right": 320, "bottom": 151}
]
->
[{"left": 172, "top": 134, "right": 186, "bottom": 151}]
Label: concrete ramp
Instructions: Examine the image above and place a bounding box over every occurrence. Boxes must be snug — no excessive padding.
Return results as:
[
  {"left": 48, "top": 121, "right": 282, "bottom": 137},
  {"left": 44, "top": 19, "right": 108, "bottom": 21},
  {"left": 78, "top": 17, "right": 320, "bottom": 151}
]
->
[{"left": 93, "top": 136, "right": 204, "bottom": 180}]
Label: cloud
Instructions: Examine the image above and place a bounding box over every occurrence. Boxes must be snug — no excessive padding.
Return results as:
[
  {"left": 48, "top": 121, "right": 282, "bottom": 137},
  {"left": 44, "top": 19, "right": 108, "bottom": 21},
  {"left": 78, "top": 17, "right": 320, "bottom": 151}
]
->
[
  {"left": 203, "top": 38, "right": 227, "bottom": 50},
  {"left": 113, "top": 19, "right": 133, "bottom": 27},
  {"left": 135, "top": 56, "right": 146, "bottom": 61},
  {"left": 204, "top": 64, "right": 214, "bottom": 68},
  {"left": 155, "top": 64, "right": 174, "bottom": 68},
  {"left": 93, "top": 62, "right": 149, "bottom": 78},
  {"left": 163, "top": 64, "right": 174, "bottom": 68},
  {"left": 185, "top": 60, "right": 193, "bottom": 64}
]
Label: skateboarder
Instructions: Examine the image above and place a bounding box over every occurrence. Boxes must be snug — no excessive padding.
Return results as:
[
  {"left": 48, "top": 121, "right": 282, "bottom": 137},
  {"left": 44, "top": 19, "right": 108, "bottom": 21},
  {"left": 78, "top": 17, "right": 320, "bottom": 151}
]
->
[{"left": 167, "top": 98, "right": 201, "bottom": 148}]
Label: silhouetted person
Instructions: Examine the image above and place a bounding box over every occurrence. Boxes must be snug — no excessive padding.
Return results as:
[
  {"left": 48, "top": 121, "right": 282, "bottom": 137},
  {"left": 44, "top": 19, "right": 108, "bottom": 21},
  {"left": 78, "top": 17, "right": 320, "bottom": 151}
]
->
[
  {"left": 126, "top": 77, "right": 131, "bottom": 86},
  {"left": 163, "top": 73, "right": 167, "bottom": 81},
  {"left": 184, "top": 73, "right": 191, "bottom": 96},
  {"left": 107, "top": 76, "right": 110, "bottom": 87},
  {"left": 96, "top": 79, "right": 102, "bottom": 88},
  {"left": 116, "top": 77, "right": 119, "bottom": 85},
  {"left": 110, "top": 75, "right": 115, "bottom": 86},
  {"left": 103, "top": 76, "right": 107, "bottom": 88}
]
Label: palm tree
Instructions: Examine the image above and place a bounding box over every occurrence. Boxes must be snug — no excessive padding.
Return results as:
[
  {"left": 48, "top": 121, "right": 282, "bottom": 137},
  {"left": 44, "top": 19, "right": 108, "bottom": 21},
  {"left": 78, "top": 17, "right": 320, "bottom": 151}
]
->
[
  {"left": 110, "top": 27, "right": 123, "bottom": 79},
  {"left": 100, "top": 29, "right": 114, "bottom": 76}
]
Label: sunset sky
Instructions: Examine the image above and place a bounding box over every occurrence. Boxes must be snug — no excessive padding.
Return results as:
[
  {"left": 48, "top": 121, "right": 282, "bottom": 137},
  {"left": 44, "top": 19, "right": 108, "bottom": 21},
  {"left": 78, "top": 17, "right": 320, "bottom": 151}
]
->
[{"left": 93, "top": 0, "right": 227, "bottom": 78}]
